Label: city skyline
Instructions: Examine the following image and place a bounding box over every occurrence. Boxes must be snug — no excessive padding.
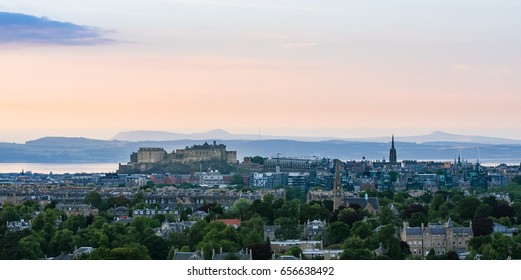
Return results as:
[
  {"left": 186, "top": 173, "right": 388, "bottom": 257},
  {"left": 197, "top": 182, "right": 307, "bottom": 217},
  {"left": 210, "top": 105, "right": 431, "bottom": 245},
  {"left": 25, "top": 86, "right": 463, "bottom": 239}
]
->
[{"left": 1, "top": 0, "right": 521, "bottom": 143}]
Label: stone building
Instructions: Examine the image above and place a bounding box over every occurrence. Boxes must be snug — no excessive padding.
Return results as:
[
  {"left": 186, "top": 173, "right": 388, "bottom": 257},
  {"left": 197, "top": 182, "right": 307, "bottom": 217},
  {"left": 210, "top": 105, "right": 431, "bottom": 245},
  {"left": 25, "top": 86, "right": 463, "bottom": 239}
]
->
[
  {"left": 137, "top": 148, "right": 167, "bottom": 163},
  {"left": 57, "top": 203, "right": 99, "bottom": 217},
  {"left": 119, "top": 141, "right": 237, "bottom": 172},
  {"left": 303, "top": 220, "right": 327, "bottom": 241},
  {"left": 173, "top": 141, "right": 237, "bottom": 164},
  {"left": 400, "top": 218, "right": 473, "bottom": 257}
]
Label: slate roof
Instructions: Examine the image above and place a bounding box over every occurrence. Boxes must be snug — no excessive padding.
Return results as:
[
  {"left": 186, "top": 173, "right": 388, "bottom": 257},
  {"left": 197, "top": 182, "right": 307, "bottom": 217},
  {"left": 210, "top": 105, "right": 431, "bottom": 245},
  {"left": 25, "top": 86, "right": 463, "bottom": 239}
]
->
[
  {"left": 345, "top": 197, "right": 380, "bottom": 210},
  {"left": 173, "top": 251, "right": 204, "bottom": 260},
  {"left": 212, "top": 249, "right": 252, "bottom": 260}
]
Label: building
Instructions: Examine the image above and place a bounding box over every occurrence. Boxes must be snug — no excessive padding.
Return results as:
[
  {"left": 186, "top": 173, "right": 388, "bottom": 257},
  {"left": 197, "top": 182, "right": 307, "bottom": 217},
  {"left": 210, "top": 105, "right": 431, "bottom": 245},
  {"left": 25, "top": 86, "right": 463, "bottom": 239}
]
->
[
  {"left": 216, "top": 219, "right": 241, "bottom": 229},
  {"left": 307, "top": 191, "right": 380, "bottom": 214},
  {"left": 119, "top": 141, "right": 238, "bottom": 172},
  {"left": 57, "top": 204, "right": 99, "bottom": 217},
  {"left": 264, "top": 157, "right": 319, "bottom": 169},
  {"left": 173, "top": 141, "right": 237, "bottom": 164},
  {"left": 155, "top": 220, "right": 196, "bottom": 238},
  {"left": 73, "top": 247, "right": 94, "bottom": 259},
  {"left": 303, "top": 220, "right": 327, "bottom": 241},
  {"left": 493, "top": 223, "right": 519, "bottom": 237},
  {"left": 301, "top": 249, "right": 343, "bottom": 260},
  {"left": 333, "top": 163, "right": 343, "bottom": 211},
  {"left": 263, "top": 225, "right": 281, "bottom": 241},
  {"left": 137, "top": 148, "right": 167, "bottom": 163},
  {"left": 270, "top": 240, "right": 323, "bottom": 253},
  {"left": 400, "top": 218, "right": 473, "bottom": 257},
  {"left": 389, "top": 135, "right": 397, "bottom": 165},
  {"left": 7, "top": 219, "right": 31, "bottom": 232}
]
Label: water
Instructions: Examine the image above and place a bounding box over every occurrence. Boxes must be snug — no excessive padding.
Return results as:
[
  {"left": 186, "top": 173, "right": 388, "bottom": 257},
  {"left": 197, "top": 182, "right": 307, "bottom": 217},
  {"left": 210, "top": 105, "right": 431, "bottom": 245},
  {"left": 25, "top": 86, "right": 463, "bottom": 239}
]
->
[{"left": 0, "top": 163, "right": 119, "bottom": 174}]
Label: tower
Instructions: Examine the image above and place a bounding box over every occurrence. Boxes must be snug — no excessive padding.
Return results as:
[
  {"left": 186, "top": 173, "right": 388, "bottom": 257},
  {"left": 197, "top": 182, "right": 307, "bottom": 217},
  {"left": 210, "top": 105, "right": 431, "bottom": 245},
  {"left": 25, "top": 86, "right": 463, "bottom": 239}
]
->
[
  {"left": 333, "top": 161, "right": 343, "bottom": 211},
  {"left": 389, "top": 135, "right": 397, "bottom": 165}
]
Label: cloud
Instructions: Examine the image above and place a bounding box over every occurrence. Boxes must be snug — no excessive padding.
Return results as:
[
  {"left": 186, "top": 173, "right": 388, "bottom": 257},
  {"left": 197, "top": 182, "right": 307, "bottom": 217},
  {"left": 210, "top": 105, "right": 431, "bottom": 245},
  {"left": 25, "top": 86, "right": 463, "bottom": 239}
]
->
[
  {"left": 0, "top": 12, "right": 113, "bottom": 45},
  {"left": 280, "top": 42, "right": 317, "bottom": 49}
]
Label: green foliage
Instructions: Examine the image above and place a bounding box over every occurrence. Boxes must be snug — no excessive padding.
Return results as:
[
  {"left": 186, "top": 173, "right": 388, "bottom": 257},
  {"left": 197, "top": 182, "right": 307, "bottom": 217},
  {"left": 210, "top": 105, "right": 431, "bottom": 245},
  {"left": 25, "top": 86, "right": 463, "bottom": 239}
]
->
[
  {"left": 274, "top": 217, "right": 300, "bottom": 240},
  {"left": 352, "top": 222, "right": 372, "bottom": 239},
  {"left": 230, "top": 174, "right": 245, "bottom": 186},
  {"left": 326, "top": 221, "right": 350, "bottom": 246},
  {"left": 250, "top": 156, "right": 265, "bottom": 165},
  {"left": 285, "top": 246, "right": 303, "bottom": 258},
  {"left": 83, "top": 191, "right": 102, "bottom": 208},
  {"left": 512, "top": 176, "right": 521, "bottom": 185},
  {"left": 227, "top": 198, "right": 253, "bottom": 221},
  {"left": 285, "top": 187, "right": 305, "bottom": 202}
]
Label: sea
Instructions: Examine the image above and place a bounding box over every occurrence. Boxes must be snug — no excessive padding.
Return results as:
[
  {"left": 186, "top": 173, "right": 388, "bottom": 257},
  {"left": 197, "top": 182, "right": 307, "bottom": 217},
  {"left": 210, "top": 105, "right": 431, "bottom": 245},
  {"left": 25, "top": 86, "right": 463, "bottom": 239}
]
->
[{"left": 0, "top": 163, "right": 120, "bottom": 174}]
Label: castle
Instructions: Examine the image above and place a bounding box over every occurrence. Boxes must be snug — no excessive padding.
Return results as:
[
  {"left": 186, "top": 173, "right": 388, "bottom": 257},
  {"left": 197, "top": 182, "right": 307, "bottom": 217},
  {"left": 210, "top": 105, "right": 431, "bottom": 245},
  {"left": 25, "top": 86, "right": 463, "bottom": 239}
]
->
[{"left": 118, "top": 141, "right": 237, "bottom": 172}]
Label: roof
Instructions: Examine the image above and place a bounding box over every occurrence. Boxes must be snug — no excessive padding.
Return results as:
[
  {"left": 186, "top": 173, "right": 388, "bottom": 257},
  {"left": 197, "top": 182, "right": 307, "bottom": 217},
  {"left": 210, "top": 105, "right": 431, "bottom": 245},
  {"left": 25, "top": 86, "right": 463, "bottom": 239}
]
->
[
  {"left": 405, "top": 228, "right": 423, "bottom": 235},
  {"left": 212, "top": 249, "right": 251, "bottom": 260},
  {"left": 173, "top": 251, "right": 204, "bottom": 260},
  {"left": 276, "top": 255, "right": 300, "bottom": 260},
  {"left": 345, "top": 197, "right": 380, "bottom": 210},
  {"left": 74, "top": 247, "right": 94, "bottom": 255},
  {"left": 216, "top": 219, "right": 241, "bottom": 228},
  {"left": 50, "top": 253, "right": 73, "bottom": 260}
]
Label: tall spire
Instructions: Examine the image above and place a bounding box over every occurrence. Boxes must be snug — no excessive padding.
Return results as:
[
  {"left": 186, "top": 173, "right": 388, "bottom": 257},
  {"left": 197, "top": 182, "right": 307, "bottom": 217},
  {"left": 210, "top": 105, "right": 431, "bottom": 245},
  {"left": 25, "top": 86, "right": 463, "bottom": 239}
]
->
[
  {"left": 389, "top": 135, "right": 397, "bottom": 165},
  {"left": 333, "top": 161, "right": 343, "bottom": 211}
]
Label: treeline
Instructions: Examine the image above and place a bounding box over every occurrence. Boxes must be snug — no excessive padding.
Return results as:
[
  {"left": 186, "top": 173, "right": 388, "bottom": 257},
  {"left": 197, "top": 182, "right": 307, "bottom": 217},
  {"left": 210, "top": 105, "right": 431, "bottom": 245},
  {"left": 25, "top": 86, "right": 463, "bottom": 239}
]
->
[{"left": 1, "top": 178, "right": 521, "bottom": 260}]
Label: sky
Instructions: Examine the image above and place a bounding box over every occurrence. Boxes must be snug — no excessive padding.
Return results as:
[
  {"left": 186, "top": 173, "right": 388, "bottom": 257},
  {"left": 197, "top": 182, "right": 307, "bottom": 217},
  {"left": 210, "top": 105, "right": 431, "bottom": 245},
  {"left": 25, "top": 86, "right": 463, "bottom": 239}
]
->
[{"left": 1, "top": 0, "right": 520, "bottom": 143}]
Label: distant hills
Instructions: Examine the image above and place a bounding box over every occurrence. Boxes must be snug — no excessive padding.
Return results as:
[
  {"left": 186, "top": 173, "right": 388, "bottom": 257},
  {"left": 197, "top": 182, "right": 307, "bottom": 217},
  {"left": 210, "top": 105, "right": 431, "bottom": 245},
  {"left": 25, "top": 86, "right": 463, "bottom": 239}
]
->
[
  {"left": 0, "top": 131, "right": 520, "bottom": 165},
  {"left": 111, "top": 129, "right": 521, "bottom": 145}
]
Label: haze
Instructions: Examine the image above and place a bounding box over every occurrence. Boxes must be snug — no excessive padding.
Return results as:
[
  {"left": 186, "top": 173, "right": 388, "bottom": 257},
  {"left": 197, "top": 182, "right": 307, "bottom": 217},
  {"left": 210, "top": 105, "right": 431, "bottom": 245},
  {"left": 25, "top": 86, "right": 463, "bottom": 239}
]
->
[{"left": 1, "top": 0, "right": 520, "bottom": 143}]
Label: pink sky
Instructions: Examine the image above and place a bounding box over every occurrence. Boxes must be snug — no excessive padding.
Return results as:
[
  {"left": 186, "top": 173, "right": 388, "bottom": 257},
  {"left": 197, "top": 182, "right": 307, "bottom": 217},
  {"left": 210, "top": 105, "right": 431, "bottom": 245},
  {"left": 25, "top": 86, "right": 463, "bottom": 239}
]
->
[{"left": 1, "top": 0, "right": 520, "bottom": 142}]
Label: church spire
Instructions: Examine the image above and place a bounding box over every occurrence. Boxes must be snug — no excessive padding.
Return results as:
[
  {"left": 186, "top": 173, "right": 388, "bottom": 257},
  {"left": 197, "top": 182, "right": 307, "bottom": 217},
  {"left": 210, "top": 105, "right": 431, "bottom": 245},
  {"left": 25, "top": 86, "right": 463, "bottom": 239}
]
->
[
  {"left": 333, "top": 161, "right": 343, "bottom": 211},
  {"left": 389, "top": 135, "right": 397, "bottom": 165}
]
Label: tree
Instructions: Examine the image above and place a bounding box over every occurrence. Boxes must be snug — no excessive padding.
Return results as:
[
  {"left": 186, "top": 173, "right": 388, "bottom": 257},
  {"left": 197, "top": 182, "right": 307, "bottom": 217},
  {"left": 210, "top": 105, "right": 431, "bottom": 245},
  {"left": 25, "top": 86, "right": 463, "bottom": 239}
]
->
[
  {"left": 352, "top": 222, "right": 372, "bottom": 239},
  {"left": 283, "top": 246, "right": 302, "bottom": 258},
  {"left": 250, "top": 156, "right": 265, "bottom": 165},
  {"left": 274, "top": 217, "right": 300, "bottom": 240},
  {"left": 144, "top": 235, "right": 169, "bottom": 260},
  {"left": 189, "top": 220, "right": 208, "bottom": 247},
  {"left": 473, "top": 204, "right": 494, "bottom": 237},
  {"left": 63, "top": 214, "right": 87, "bottom": 233},
  {"left": 512, "top": 175, "right": 521, "bottom": 185},
  {"left": 19, "top": 234, "right": 44, "bottom": 259},
  {"left": 378, "top": 206, "right": 396, "bottom": 226},
  {"left": 109, "top": 244, "right": 151, "bottom": 260},
  {"left": 408, "top": 212, "right": 428, "bottom": 227},
  {"left": 84, "top": 191, "right": 102, "bottom": 208},
  {"left": 326, "top": 222, "right": 350, "bottom": 246},
  {"left": 340, "top": 248, "right": 374, "bottom": 260},
  {"left": 242, "top": 229, "right": 263, "bottom": 248},
  {"left": 227, "top": 198, "right": 253, "bottom": 221},
  {"left": 249, "top": 243, "right": 272, "bottom": 260},
  {"left": 456, "top": 196, "right": 481, "bottom": 221},
  {"left": 250, "top": 200, "right": 274, "bottom": 224},
  {"left": 337, "top": 208, "right": 361, "bottom": 226},
  {"left": 402, "top": 204, "right": 428, "bottom": 220},
  {"left": 49, "top": 229, "right": 75, "bottom": 256},
  {"left": 230, "top": 174, "right": 245, "bottom": 186},
  {"left": 430, "top": 193, "right": 445, "bottom": 212}
]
